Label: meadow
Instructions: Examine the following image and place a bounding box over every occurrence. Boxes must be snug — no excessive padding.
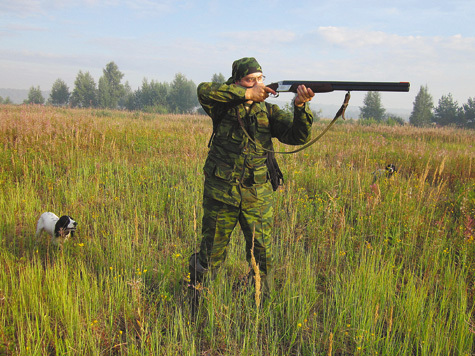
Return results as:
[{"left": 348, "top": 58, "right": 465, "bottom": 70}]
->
[{"left": 0, "top": 104, "right": 474, "bottom": 355}]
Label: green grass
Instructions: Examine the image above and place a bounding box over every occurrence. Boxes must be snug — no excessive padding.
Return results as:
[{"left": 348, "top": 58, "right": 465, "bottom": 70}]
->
[{"left": 1, "top": 104, "right": 474, "bottom": 355}]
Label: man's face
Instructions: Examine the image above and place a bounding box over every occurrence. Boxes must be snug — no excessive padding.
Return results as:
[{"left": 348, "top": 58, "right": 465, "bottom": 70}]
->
[{"left": 236, "top": 73, "right": 265, "bottom": 88}]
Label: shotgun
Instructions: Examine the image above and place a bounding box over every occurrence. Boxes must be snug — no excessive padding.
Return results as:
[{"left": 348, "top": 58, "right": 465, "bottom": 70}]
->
[
  {"left": 266, "top": 80, "right": 410, "bottom": 94},
  {"left": 267, "top": 80, "right": 410, "bottom": 121}
]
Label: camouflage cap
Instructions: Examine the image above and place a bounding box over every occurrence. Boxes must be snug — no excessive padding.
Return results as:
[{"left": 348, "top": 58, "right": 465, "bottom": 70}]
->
[{"left": 226, "top": 57, "right": 262, "bottom": 84}]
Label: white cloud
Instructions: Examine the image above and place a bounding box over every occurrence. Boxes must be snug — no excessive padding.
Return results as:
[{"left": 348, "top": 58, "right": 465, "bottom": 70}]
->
[
  {"left": 317, "top": 26, "right": 475, "bottom": 54},
  {"left": 220, "top": 30, "right": 296, "bottom": 46},
  {"left": 318, "top": 26, "right": 416, "bottom": 48}
]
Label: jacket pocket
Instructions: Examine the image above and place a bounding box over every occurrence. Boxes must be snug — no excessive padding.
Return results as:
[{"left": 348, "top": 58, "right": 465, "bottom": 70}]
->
[
  {"left": 204, "top": 157, "right": 234, "bottom": 182},
  {"left": 252, "top": 163, "right": 268, "bottom": 185}
]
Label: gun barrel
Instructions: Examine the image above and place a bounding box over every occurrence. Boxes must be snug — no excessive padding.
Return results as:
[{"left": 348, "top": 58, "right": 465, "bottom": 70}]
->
[{"left": 269, "top": 81, "right": 410, "bottom": 93}]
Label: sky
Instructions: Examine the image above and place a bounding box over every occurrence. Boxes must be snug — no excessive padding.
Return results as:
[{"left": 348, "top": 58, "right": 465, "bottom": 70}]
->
[{"left": 1, "top": 0, "right": 474, "bottom": 111}]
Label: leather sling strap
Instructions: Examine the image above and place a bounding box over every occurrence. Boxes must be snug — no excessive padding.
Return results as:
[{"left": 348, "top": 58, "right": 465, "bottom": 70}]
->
[{"left": 236, "top": 92, "right": 351, "bottom": 155}]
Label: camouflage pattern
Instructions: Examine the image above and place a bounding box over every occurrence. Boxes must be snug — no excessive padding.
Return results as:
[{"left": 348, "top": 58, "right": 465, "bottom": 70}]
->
[
  {"left": 191, "top": 69, "right": 314, "bottom": 290},
  {"left": 225, "top": 57, "right": 263, "bottom": 84}
]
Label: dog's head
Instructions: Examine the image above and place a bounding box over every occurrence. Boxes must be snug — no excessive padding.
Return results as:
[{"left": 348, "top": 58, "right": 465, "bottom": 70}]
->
[
  {"left": 54, "top": 215, "right": 78, "bottom": 237},
  {"left": 385, "top": 164, "right": 397, "bottom": 177}
]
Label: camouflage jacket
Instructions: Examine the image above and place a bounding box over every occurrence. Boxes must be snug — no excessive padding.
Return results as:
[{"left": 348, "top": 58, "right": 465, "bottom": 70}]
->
[{"left": 198, "top": 82, "right": 314, "bottom": 207}]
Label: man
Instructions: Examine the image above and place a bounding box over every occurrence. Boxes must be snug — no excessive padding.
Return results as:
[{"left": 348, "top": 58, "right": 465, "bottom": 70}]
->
[{"left": 189, "top": 57, "right": 314, "bottom": 298}]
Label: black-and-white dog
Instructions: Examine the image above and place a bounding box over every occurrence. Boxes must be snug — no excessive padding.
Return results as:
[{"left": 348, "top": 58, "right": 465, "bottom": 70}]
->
[
  {"left": 35, "top": 212, "right": 78, "bottom": 246},
  {"left": 372, "top": 164, "right": 397, "bottom": 184}
]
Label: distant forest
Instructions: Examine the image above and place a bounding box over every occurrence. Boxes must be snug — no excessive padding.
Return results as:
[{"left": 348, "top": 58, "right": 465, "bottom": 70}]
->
[
  {"left": 0, "top": 61, "right": 473, "bottom": 128},
  {"left": 1, "top": 61, "right": 200, "bottom": 115}
]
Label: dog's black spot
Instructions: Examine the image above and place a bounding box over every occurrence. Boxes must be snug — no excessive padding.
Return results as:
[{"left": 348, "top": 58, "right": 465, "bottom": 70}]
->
[
  {"left": 54, "top": 215, "right": 76, "bottom": 237},
  {"left": 385, "top": 164, "right": 397, "bottom": 178}
]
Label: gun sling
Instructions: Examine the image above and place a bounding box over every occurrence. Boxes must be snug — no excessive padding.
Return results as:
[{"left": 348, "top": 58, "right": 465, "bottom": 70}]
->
[{"left": 236, "top": 92, "right": 351, "bottom": 155}]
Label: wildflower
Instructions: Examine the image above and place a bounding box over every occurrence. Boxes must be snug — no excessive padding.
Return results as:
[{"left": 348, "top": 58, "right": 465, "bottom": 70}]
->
[{"left": 297, "top": 323, "right": 302, "bottom": 328}]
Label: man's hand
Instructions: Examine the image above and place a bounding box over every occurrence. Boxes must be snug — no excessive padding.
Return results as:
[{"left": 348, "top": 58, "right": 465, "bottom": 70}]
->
[
  {"left": 294, "top": 85, "right": 315, "bottom": 107},
  {"left": 244, "top": 83, "right": 276, "bottom": 102}
]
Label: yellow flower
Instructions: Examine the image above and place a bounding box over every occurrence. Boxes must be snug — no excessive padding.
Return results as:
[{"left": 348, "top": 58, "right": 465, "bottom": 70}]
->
[{"left": 297, "top": 323, "right": 302, "bottom": 328}]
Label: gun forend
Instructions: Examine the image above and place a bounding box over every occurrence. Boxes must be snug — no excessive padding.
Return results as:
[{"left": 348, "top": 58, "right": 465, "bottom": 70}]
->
[{"left": 267, "top": 81, "right": 410, "bottom": 93}]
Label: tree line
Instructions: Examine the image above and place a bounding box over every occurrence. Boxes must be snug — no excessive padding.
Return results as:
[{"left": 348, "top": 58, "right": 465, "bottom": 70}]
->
[
  {"left": 1, "top": 62, "right": 474, "bottom": 129},
  {"left": 359, "top": 87, "right": 474, "bottom": 129},
  {"left": 1, "top": 61, "right": 199, "bottom": 114}
]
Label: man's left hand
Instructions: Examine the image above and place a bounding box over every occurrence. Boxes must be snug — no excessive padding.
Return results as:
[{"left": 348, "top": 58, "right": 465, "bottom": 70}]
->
[{"left": 294, "top": 85, "right": 315, "bottom": 107}]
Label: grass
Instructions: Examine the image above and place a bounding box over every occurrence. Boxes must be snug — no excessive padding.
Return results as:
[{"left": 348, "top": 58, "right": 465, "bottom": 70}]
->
[{"left": 0, "top": 104, "right": 474, "bottom": 355}]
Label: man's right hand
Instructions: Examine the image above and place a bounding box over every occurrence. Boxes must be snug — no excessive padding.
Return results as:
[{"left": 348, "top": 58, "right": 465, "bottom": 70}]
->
[{"left": 244, "top": 83, "right": 276, "bottom": 102}]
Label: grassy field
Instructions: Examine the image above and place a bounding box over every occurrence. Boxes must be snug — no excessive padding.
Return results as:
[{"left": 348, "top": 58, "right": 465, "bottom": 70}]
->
[{"left": 1, "top": 104, "right": 474, "bottom": 355}]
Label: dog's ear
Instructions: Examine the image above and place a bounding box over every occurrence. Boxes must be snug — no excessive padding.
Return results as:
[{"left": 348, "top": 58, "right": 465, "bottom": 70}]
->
[
  {"left": 57, "top": 216, "right": 69, "bottom": 227},
  {"left": 54, "top": 221, "right": 61, "bottom": 237}
]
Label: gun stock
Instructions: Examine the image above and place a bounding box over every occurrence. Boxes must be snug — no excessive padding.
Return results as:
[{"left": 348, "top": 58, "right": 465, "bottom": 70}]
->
[{"left": 267, "top": 81, "right": 410, "bottom": 93}]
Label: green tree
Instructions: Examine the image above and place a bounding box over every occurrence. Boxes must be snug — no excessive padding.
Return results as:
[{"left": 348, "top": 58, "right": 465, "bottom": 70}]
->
[
  {"left": 211, "top": 73, "right": 226, "bottom": 83},
  {"left": 461, "top": 97, "right": 475, "bottom": 129},
  {"left": 167, "top": 73, "right": 198, "bottom": 114},
  {"left": 409, "top": 85, "right": 433, "bottom": 127},
  {"left": 49, "top": 79, "right": 70, "bottom": 106},
  {"left": 2, "top": 96, "right": 13, "bottom": 104},
  {"left": 433, "top": 93, "right": 462, "bottom": 127},
  {"left": 71, "top": 71, "right": 97, "bottom": 108},
  {"left": 385, "top": 114, "right": 406, "bottom": 126},
  {"left": 120, "top": 81, "right": 134, "bottom": 110},
  {"left": 25, "top": 86, "right": 45, "bottom": 104},
  {"left": 98, "top": 61, "right": 125, "bottom": 109},
  {"left": 140, "top": 79, "right": 169, "bottom": 111},
  {"left": 359, "top": 92, "right": 385, "bottom": 122}
]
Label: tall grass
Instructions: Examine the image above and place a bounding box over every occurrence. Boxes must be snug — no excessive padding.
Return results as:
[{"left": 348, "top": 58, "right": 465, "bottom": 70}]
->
[{"left": 1, "top": 104, "right": 474, "bottom": 355}]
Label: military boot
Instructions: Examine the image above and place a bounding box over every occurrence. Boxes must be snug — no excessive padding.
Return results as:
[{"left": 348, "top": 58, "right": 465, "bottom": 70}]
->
[{"left": 188, "top": 252, "right": 208, "bottom": 318}]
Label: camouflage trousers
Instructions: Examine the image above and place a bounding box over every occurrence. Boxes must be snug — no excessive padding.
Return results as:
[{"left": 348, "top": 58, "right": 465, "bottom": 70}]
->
[{"left": 192, "top": 183, "right": 274, "bottom": 290}]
